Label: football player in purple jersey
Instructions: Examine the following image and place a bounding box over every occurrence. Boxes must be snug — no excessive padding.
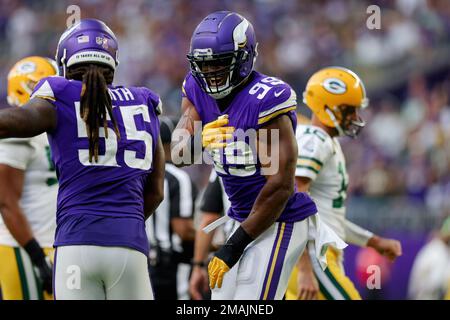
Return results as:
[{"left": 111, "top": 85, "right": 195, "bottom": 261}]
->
[
  {"left": 173, "top": 11, "right": 321, "bottom": 300},
  {"left": 0, "top": 19, "right": 164, "bottom": 300}
]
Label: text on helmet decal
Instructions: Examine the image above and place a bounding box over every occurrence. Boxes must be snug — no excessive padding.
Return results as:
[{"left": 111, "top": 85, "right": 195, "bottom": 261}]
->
[
  {"left": 66, "top": 51, "right": 116, "bottom": 69},
  {"left": 322, "top": 78, "right": 347, "bottom": 95},
  {"left": 193, "top": 48, "right": 214, "bottom": 59}
]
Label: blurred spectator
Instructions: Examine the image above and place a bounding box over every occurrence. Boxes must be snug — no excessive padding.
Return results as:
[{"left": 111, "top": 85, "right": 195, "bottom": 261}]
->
[
  {"left": 408, "top": 216, "right": 450, "bottom": 299},
  {"left": 367, "top": 98, "right": 407, "bottom": 158}
]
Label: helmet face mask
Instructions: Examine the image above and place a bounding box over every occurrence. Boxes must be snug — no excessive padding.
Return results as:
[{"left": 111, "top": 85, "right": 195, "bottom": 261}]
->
[
  {"left": 8, "top": 80, "right": 37, "bottom": 106},
  {"left": 187, "top": 11, "right": 257, "bottom": 100},
  {"left": 188, "top": 49, "right": 246, "bottom": 99},
  {"left": 327, "top": 104, "right": 366, "bottom": 138}
]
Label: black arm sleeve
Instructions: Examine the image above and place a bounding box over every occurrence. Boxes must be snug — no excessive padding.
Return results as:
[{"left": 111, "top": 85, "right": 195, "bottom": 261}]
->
[
  {"left": 200, "top": 175, "right": 224, "bottom": 214},
  {"left": 167, "top": 172, "right": 180, "bottom": 219}
]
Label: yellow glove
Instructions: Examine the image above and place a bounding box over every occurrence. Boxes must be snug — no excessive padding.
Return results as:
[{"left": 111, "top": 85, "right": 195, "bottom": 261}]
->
[
  {"left": 208, "top": 256, "right": 230, "bottom": 289},
  {"left": 208, "top": 226, "right": 253, "bottom": 290},
  {"left": 202, "top": 115, "right": 235, "bottom": 149}
]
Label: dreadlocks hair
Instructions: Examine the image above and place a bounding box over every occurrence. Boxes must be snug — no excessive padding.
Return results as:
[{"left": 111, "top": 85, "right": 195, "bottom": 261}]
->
[{"left": 67, "top": 63, "right": 120, "bottom": 163}]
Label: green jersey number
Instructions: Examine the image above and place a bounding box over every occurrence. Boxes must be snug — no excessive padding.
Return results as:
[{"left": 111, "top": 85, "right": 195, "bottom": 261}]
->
[{"left": 332, "top": 162, "right": 348, "bottom": 209}]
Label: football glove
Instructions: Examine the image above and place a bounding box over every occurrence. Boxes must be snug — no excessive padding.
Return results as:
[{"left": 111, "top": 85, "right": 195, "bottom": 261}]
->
[
  {"left": 202, "top": 115, "right": 235, "bottom": 149},
  {"left": 24, "top": 239, "right": 53, "bottom": 294},
  {"left": 208, "top": 226, "right": 253, "bottom": 289},
  {"left": 208, "top": 256, "right": 230, "bottom": 289}
]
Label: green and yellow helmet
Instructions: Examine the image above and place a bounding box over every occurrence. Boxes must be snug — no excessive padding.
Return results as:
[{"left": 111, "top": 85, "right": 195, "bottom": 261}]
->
[
  {"left": 303, "top": 66, "right": 369, "bottom": 137},
  {"left": 7, "top": 56, "right": 57, "bottom": 107}
]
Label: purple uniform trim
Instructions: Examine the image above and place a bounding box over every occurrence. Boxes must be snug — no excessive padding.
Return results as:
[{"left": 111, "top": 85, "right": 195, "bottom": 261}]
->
[{"left": 259, "top": 222, "right": 293, "bottom": 300}]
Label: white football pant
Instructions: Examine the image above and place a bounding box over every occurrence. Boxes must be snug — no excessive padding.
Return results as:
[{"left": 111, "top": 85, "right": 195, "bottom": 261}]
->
[
  {"left": 212, "top": 218, "right": 309, "bottom": 300},
  {"left": 54, "top": 245, "right": 154, "bottom": 300}
]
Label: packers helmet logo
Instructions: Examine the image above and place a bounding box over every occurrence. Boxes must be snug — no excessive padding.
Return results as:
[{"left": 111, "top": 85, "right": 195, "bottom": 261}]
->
[
  {"left": 323, "top": 78, "right": 347, "bottom": 95},
  {"left": 16, "top": 61, "right": 37, "bottom": 75}
]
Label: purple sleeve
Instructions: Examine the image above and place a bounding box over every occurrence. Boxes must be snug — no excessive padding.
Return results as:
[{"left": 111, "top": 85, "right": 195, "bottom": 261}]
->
[
  {"left": 31, "top": 76, "right": 69, "bottom": 105},
  {"left": 256, "top": 82, "right": 298, "bottom": 129},
  {"left": 140, "top": 87, "right": 162, "bottom": 115},
  {"left": 181, "top": 73, "right": 196, "bottom": 103},
  {"left": 180, "top": 72, "right": 207, "bottom": 122}
]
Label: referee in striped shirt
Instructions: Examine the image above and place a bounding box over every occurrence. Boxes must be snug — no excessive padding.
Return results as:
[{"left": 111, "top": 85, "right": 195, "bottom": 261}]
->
[{"left": 146, "top": 117, "right": 197, "bottom": 300}]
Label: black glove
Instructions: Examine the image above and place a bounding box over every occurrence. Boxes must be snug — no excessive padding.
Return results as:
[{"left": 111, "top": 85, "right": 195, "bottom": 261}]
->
[
  {"left": 214, "top": 226, "right": 254, "bottom": 269},
  {"left": 24, "top": 239, "right": 53, "bottom": 294}
]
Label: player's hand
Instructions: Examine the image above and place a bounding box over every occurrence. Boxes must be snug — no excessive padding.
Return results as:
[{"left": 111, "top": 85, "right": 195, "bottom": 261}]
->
[
  {"left": 34, "top": 256, "right": 53, "bottom": 294},
  {"left": 208, "top": 226, "right": 252, "bottom": 290},
  {"left": 189, "top": 265, "right": 209, "bottom": 300},
  {"left": 202, "top": 115, "right": 235, "bottom": 149},
  {"left": 367, "top": 236, "right": 402, "bottom": 262},
  {"left": 297, "top": 269, "right": 319, "bottom": 300},
  {"left": 208, "top": 256, "right": 230, "bottom": 289},
  {"left": 24, "top": 239, "right": 53, "bottom": 294}
]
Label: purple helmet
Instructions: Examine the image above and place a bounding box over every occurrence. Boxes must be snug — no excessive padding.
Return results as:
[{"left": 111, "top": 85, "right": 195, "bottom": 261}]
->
[
  {"left": 55, "top": 19, "right": 119, "bottom": 77},
  {"left": 187, "top": 11, "right": 258, "bottom": 99}
]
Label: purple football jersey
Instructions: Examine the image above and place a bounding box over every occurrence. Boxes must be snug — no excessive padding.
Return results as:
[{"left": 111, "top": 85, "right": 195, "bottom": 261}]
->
[
  {"left": 183, "top": 71, "right": 317, "bottom": 222},
  {"left": 31, "top": 76, "right": 161, "bottom": 255}
]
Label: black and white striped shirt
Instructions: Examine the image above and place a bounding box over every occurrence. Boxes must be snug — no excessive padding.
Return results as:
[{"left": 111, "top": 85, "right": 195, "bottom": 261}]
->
[{"left": 146, "top": 163, "right": 197, "bottom": 262}]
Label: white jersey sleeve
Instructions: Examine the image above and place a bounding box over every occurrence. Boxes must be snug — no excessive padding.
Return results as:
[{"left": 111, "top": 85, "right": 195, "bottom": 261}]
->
[
  {"left": 0, "top": 134, "right": 57, "bottom": 247},
  {"left": 295, "top": 125, "right": 333, "bottom": 180},
  {"left": 0, "top": 138, "right": 34, "bottom": 170},
  {"left": 343, "top": 219, "right": 374, "bottom": 247}
]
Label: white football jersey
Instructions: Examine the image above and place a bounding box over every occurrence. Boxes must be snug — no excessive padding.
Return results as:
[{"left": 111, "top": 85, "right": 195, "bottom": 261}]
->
[
  {"left": 295, "top": 124, "right": 348, "bottom": 240},
  {"left": 0, "top": 134, "right": 57, "bottom": 247}
]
